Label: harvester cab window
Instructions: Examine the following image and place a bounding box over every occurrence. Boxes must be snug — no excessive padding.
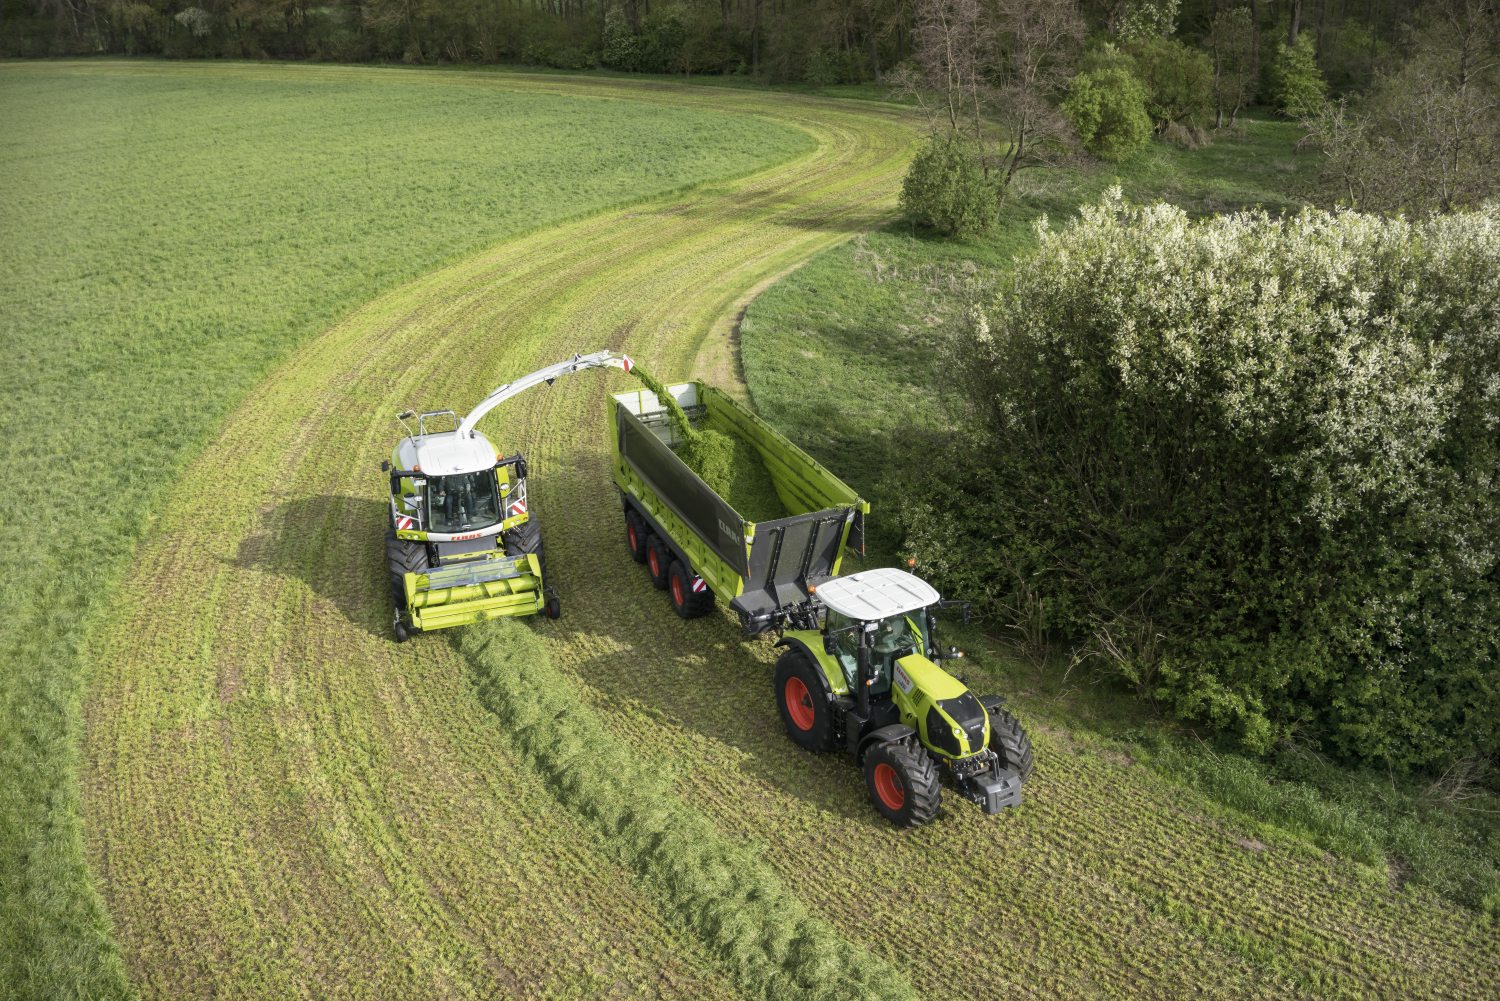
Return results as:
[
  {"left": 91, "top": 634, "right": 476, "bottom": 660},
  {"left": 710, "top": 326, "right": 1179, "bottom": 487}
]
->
[{"left": 426, "top": 470, "right": 501, "bottom": 533}]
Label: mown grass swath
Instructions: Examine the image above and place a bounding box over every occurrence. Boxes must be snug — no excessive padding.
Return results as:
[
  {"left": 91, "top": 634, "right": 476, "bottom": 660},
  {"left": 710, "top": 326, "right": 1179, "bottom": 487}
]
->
[
  {"left": 0, "top": 61, "right": 811, "bottom": 1000},
  {"left": 459, "top": 620, "right": 913, "bottom": 1001}
]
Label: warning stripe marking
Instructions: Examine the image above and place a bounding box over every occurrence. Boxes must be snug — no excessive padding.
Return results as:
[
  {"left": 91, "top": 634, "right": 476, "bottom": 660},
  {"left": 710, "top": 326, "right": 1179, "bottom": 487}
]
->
[{"left": 396, "top": 515, "right": 414, "bottom": 531}]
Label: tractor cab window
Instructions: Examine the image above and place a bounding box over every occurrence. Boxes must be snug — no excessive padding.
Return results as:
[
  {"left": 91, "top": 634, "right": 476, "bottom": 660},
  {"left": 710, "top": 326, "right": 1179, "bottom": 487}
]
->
[
  {"left": 426, "top": 470, "right": 500, "bottom": 533},
  {"left": 870, "top": 615, "right": 920, "bottom": 681}
]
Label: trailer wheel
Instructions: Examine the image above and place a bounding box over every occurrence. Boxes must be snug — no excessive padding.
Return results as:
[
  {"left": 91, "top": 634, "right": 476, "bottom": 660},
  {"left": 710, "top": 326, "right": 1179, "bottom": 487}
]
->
[
  {"left": 644, "top": 535, "right": 671, "bottom": 590},
  {"left": 624, "top": 510, "right": 648, "bottom": 564},
  {"left": 667, "top": 560, "right": 715, "bottom": 619},
  {"left": 773, "top": 650, "right": 834, "bottom": 752},
  {"left": 863, "top": 739, "right": 941, "bottom": 827},
  {"left": 980, "top": 696, "right": 1034, "bottom": 781}
]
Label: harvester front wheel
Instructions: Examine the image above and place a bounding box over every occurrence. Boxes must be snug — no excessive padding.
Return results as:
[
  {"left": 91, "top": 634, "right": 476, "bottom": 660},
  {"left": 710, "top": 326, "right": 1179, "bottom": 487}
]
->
[
  {"left": 624, "top": 510, "right": 648, "bottom": 564},
  {"left": 773, "top": 650, "right": 834, "bottom": 752},
  {"left": 980, "top": 696, "right": 1034, "bottom": 781},
  {"left": 386, "top": 530, "right": 429, "bottom": 637},
  {"left": 644, "top": 535, "right": 671, "bottom": 591},
  {"left": 863, "top": 740, "right": 941, "bottom": 827},
  {"left": 667, "top": 560, "right": 715, "bottom": 619},
  {"left": 503, "top": 516, "right": 547, "bottom": 579}
]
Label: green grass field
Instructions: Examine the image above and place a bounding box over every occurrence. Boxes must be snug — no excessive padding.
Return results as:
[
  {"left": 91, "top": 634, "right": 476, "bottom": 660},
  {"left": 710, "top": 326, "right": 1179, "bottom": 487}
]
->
[
  {"left": 0, "top": 61, "right": 813, "bottom": 1000},
  {"left": 5, "top": 63, "right": 1497, "bottom": 1001}
]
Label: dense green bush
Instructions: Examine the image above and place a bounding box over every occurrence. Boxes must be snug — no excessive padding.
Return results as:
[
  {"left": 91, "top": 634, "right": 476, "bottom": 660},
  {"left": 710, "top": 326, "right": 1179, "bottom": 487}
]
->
[
  {"left": 1130, "top": 37, "right": 1216, "bottom": 129},
  {"left": 898, "top": 192, "right": 1500, "bottom": 772},
  {"left": 1063, "top": 67, "right": 1153, "bottom": 161},
  {"left": 899, "top": 137, "right": 996, "bottom": 237},
  {"left": 1271, "top": 33, "right": 1328, "bottom": 117}
]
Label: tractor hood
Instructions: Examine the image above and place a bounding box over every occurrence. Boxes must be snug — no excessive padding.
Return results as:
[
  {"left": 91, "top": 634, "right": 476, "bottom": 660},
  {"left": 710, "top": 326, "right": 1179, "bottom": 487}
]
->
[{"left": 397, "top": 430, "right": 498, "bottom": 476}]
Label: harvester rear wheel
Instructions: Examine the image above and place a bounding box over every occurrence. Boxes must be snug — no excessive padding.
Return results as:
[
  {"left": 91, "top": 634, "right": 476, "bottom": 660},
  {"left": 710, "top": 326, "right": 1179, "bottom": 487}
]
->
[
  {"left": 773, "top": 649, "right": 834, "bottom": 752},
  {"left": 644, "top": 535, "right": 671, "bottom": 591},
  {"left": 623, "top": 510, "right": 648, "bottom": 564},
  {"left": 863, "top": 739, "right": 940, "bottom": 827},
  {"left": 980, "top": 696, "right": 1034, "bottom": 781},
  {"left": 667, "top": 560, "right": 715, "bottom": 619}
]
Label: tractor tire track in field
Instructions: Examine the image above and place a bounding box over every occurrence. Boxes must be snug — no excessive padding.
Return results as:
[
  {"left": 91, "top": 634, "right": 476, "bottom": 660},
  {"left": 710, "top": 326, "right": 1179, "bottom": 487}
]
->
[
  {"left": 82, "top": 76, "right": 919, "bottom": 1000},
  {"left": 82, "top": 74, "right": 1499, "bottom": 1000}
]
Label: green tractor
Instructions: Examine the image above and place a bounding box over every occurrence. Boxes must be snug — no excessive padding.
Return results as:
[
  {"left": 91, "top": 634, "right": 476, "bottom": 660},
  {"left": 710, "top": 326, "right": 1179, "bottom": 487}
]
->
[
  {"left": 773, "top": 567, "right": 1033, "bottom": 826},
  {"left": 383, "top": 350, "right": 634, "bottom": 641}
]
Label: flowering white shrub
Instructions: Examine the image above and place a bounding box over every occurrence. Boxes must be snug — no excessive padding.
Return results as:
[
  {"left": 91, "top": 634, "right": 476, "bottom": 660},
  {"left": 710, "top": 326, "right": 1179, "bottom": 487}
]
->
[{"left": 900, "top": 190, "right": 1500, "bottom": 770}]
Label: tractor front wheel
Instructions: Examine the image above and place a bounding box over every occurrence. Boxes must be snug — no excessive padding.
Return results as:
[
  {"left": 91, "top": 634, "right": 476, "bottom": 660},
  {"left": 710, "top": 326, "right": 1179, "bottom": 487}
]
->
[
  {"left": 667, "top": 560, "right": 715, "bottom": 619},
  {"left": 644, "top": 535, "right": 671, "bottom": 590},
  {"left": 773, "top": 649, "right": 834, "bottom": 752},
  {"left": 980, "top": 696, "right": 1034, "bottom": 780},
  {"left": 624, "top": 510, "right": 648, "bottom": 564},
  {"left": 863, "top": 740, "right": 941, "bottom": 827}
]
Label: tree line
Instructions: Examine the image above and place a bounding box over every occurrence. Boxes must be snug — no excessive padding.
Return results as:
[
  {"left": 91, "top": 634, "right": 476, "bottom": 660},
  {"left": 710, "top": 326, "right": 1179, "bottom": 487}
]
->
[{"left": 0, "top": 0, "right": 1447, "bottom": 88}]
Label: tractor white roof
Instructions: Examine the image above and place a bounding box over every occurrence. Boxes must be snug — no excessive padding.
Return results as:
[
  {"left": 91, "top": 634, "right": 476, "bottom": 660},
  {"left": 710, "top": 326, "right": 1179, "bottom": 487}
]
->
[
  {"left": 816, "top": 568, "right": 940, "bottom": 621},
  {"left": 398, "top": 431, "right": 497, "bottom": 476}
]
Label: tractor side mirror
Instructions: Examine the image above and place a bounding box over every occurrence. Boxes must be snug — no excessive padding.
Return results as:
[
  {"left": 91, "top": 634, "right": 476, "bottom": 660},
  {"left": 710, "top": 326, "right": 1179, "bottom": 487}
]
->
[{"left": 380, "top": 460, "right": 390, "bottom": 472}]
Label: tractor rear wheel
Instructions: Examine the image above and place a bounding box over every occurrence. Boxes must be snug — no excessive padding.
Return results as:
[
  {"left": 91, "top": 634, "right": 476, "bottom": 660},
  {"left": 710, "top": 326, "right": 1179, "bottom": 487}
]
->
[
  {"left": 863, "top": 739, "right": 941, "bottom": 827},
  {"left": 624, "top": 509, "right": 648, "bottom": 564},
  {"left": 667, "top": 560, "right": 715, "bottom": 619},
  {"left": 644, "top": 535, "right": 671, "bottom": 591},
  {"left": 773, "top": 649, "right": 834, "bottom": 752},
  {"left": 504, "top": 515, "right": 547, "bottom": 578},
  {"left": 980, "top": 696, "right": 1034, "bottom": 780}
]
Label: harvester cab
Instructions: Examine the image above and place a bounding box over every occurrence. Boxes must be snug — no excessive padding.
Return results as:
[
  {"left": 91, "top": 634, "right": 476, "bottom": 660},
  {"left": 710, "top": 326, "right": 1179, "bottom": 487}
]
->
[
  {"left": 773, "top": 567, "right": 1034, "bottom": 827},
  {"left": 383, "top": 350, "right": 634, "bottom": 641}
]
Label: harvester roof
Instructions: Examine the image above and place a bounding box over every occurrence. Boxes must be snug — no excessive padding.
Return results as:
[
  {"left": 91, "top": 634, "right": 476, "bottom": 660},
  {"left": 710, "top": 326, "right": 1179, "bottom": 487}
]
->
[
  {"left": 816, "top": 568, "right": 940, "bottom": 621},
  {"left": 397, "top": 431, "right": 497, "bottom": 477}
]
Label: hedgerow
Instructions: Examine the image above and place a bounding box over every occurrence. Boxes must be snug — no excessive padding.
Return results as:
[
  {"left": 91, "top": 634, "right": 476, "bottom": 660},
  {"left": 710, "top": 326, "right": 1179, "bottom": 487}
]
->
[{"left": 899, "top": 191, "right": 1500, "bottom": 772}]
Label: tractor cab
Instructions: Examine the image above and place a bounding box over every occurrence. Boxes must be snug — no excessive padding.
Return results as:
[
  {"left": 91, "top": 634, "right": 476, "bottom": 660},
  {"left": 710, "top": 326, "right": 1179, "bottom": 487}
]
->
[{"left": 817, "top": 570, "right": 940, "bottom": 696}]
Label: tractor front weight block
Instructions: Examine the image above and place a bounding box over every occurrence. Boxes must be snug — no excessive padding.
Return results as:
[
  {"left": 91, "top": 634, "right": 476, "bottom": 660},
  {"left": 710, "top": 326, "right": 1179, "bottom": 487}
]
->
[{"left": 960, "top": 767, "right": 1023, "bottom": 815}]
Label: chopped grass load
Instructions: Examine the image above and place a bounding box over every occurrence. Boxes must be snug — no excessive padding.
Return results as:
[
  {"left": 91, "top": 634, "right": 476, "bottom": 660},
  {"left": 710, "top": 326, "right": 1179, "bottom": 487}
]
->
[{"left": 630, "top": 364, "right": 788, "bottom": 522}]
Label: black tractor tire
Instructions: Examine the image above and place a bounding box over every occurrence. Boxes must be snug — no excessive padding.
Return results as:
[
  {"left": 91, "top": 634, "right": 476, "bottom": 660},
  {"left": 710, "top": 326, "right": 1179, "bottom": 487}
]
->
[
  {"left": 386, "top": 529, "right": 429, "bottom": 640},
  {"left": 863, "top": 739, "right": 941, "bottom": 827},
  {"left": 980, "top": 696, "right": 1035, "bottom": 781},
  {"left": 624, "top": 509, "right": 648, "bottom": 564},
  {"left": 386, "top": 529, "right": 430, "bottom": 602},
  {"left": 543, "top": 590, "right": 561, "bottom": 620},
  {"left": 667, "top": 560, "right": 715, "bottom": 619},
  {"left": 773, "top": 649, "right": 835, "bottom": 752},
  {"left": 644, "top": 534, "right": 671, "bottom": 591},
  {"left": 503, "top": 515, "right": 546, "bottom": 576}
]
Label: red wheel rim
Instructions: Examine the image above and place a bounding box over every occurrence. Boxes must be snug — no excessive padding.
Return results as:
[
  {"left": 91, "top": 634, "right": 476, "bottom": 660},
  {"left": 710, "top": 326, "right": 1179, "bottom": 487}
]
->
[
  {"left": 648, "top": 548, "right": 660, "bottom": 576},
  {"left": 671, "top": 574, "right": 685, "bottom": 607},
  {"left": 784, "top": 676, "right": 815, "bottom": 731},
  {"left": 873, "top": 762, "right": 906, "bottom": 810},
  {"left": 627, "top": 523, "right": 639, "bottom": 552}
]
